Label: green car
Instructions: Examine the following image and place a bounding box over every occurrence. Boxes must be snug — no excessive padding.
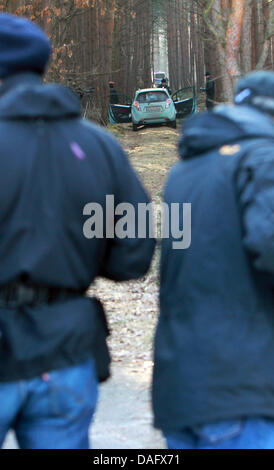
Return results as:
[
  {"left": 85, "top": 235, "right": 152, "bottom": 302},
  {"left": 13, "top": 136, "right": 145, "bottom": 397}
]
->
[{"left": 131, "top": 88, "right": 177, "bottom": 131}]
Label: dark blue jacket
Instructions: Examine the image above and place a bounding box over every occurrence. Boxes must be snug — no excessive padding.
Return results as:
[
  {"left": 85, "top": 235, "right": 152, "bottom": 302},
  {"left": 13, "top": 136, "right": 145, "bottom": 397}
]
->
[
  {"left": 0, "top": 73, "right": 155, "bottom": 382},
  {"left": 153, "top": 105, "right": 274, "bottom": 430}
]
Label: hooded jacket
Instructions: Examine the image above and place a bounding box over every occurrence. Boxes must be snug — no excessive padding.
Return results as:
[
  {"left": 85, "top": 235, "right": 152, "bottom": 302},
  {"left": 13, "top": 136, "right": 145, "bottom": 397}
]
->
[
  {"left": 0, "top": 73, "right": 155, "bottom": 382},
  {"left": 153, "top": 105, "right": 274, "bottom": 430}
]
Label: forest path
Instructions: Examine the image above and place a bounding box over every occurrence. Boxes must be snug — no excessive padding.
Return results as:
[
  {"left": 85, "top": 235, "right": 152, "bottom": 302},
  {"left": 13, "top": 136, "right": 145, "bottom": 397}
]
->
[{"left": 3, "top": 123, "right": 180, "bottom": 450}]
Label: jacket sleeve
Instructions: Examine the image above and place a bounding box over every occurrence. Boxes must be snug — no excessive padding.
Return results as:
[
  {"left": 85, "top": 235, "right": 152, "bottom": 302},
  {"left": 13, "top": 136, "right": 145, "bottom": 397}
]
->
[
  {"left": 237, "top": 143, "right": 274, "bottom": 277},
  {"left": 97, "top": 133, "right": 156, "bottom": 281}
]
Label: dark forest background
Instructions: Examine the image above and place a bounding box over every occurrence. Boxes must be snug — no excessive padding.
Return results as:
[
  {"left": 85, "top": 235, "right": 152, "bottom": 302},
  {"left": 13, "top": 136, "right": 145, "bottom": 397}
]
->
[{"left": 1, "top": 0, "right": 273, "bottom": 123}]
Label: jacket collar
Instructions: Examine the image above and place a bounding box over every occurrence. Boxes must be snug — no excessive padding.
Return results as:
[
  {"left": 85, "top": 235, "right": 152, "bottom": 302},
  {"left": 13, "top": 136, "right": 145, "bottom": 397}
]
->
[
  {"left": 179, "top": 105, "right": 274, "bottom": 160},
  {"left": 0, "top": 72, "right": 81, "bottom": 120},
  {"left": 0, "top": 72, "right": 43, "bottom": 98}
]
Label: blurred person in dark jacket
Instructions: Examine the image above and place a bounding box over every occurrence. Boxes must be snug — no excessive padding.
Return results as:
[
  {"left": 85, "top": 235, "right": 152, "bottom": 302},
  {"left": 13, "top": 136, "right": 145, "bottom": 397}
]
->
[
  {"left": 158, "top": 78, "right": 171, "bottom": 96},
  {"left": 153, "top": 70, "right": 274, "bottom": 449},
  {"left": 109, "top": 81, "right": 119, "bottom": 104},
  {"left": 200, "top": 72, "right": 215, "bottom": 109},
  {"left": 0, "top": 14, "right": 155, "bottom": 449}
]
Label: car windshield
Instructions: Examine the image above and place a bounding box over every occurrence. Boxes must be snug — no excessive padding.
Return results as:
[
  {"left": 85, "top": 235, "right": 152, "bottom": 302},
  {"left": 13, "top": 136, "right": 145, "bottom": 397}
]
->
[
  {"left": 155, "top": 73, "right": 165, "bottom": 79},
  {"left": 137, "top": 91, "right": 167, "bottom": 103}
]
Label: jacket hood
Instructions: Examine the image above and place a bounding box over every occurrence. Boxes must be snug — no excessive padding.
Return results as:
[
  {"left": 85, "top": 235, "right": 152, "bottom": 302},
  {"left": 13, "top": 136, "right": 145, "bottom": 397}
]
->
[
  {"left": 179, "top": 104, "right": 274, "bottom": 160},
  {"left": 0, "top": 72, "right": 81, "bottom": 120}
]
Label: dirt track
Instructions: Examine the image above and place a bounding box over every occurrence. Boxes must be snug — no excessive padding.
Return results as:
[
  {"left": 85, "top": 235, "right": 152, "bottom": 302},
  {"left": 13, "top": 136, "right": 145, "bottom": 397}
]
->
[
  {"left": 93, "top": 123, "right": 180, "bottom": 449},
  {"left": 3, "top": 123, "right": 180, "bottom": 450}
]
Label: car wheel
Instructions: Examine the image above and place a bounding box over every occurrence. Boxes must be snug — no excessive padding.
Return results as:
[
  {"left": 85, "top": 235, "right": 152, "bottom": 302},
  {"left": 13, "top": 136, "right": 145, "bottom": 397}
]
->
[
  {"left": 170, "top": 120, "right": 177, "bottom": 129},
  {"left": 132, "top": 123, "right": 138, "bottom": 132}
]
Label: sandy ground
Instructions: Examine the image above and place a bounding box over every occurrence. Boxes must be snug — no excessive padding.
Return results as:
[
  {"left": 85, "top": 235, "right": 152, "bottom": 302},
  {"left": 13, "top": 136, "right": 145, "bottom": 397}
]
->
[{"left": 3, "top": 122, "right": 181, "bottom": 450}]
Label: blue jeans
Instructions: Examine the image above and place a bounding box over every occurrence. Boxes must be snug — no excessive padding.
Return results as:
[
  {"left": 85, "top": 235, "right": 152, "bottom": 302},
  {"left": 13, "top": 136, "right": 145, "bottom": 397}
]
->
[
  {"left": 165, "top": 418, "right": 274, "bottom": 449},
  {"left": 0, "top": 358, "right": 98, "bottom": 449}
]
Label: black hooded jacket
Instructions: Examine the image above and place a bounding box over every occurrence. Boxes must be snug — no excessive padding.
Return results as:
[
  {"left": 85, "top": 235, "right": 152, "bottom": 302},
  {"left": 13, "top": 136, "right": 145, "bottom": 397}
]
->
[
  {"left": 153, "top": 105, "right": 274, "bottom": 430},
  {"left": 0, "top": 73, "right": 155, "bottom": 382}
]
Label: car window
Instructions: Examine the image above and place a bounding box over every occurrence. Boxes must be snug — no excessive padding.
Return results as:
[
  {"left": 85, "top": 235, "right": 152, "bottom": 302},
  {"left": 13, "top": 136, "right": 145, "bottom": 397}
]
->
[{"left": 137, "top": 91, "right": 167, "bottom": 103}]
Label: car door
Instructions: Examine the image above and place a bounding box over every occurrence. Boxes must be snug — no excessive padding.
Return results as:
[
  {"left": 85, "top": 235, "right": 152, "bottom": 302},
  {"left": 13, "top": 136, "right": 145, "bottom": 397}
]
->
[
  {"left": 108, "top": 93, "right": 132, "bottom": 123},
  {"left": 172, "top": 86, "right": 197, "bottom": 119}
]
